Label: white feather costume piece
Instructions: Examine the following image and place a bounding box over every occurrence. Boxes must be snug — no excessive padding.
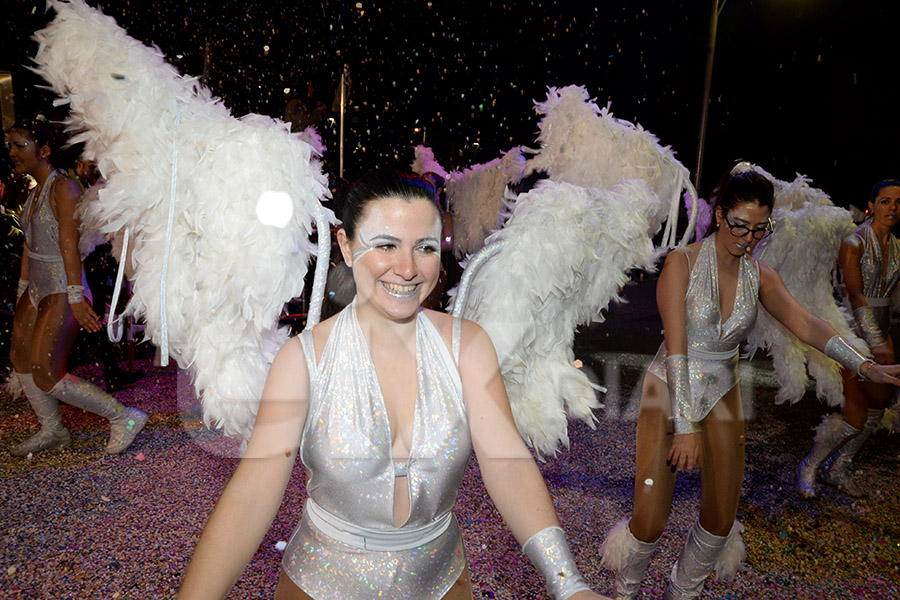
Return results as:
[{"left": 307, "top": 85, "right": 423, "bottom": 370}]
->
[
  {"left": 523, "top": 85, "right": 696, "bottom": 248},
  {"left": 456, "top": 179, "right": 666, "bottom": 458},
  {"left": 744, "top": 167, "right": 860, "bottom": 406},
  {"left": 32, "top": 0, "right": 332, "bottom": 440},
  {"left": 445, "top": 148, "right": 526, "bottom": 258},
  {"left": 410, "top": 145, "right": 448, "bottom": 179}
]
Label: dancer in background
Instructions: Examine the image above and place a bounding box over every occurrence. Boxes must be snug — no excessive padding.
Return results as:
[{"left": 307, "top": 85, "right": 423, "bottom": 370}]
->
[
  {"left": 797, "top": 179, "right": 900, "bottom": 498},
  {"left": 600, "top": 164, "right": 900, "bottom": 600},
  {"left": 6, "top": 117, "right": 147, "bottom": 456},
  {"left": 179, "top": 169, "right": 609, "bottom": 600}
]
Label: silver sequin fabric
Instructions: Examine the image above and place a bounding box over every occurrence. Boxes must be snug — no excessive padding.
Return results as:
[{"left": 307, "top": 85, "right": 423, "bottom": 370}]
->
[
  {"left": 649, "top": 234, "right": 760, "bottom": 425},
  {"left": 282, "top": 300, "right": 471, "bottom": 598},
  {"left": 843, "top": 222, "right": 900, "bottom": 334},
  {"left": 21, "top": 169, "right": 70, "bottom": 306}
]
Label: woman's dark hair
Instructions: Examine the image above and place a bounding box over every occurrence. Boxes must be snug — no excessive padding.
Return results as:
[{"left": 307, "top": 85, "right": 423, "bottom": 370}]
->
[
  {"left": 339, "top": 168, "right": 440, "bottom": 239},
  {"left": 7, "top": 116, "right": 72, "bottom": 169},
  {"left": 708, "top": 161, "right": 775, "bottom": 232},
  {"left": 869, "top": 179, "right": 900, "bottom": 204}
]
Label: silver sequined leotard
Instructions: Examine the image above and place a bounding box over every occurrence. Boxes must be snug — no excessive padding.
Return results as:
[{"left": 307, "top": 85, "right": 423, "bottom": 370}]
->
[
  {"left": 842, "top": 222, "right": 900, "bottom": 335},
  {"left": 282, "top": 300, "right": 472, "bottom": 599},
  {"left": 648, "top": 233, "right": 760, "bottom": 427},
  {"left": 21, "top": 169, "right": 90, "bottom": 307}
]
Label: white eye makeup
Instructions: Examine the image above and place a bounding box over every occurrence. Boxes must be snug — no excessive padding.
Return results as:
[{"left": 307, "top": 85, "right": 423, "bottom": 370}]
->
[{"left": 351, "top": 201, "right": 441, "bottom": 262}]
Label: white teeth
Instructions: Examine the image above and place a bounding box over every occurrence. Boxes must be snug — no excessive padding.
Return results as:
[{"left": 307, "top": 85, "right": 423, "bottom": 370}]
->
[{"left": 382, "top": 282, "right": 417, "bottom": 298}]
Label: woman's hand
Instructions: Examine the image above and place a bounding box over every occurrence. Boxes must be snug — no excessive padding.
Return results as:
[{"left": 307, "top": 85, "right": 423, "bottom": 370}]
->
[
  {"left": 667, "top": 433, "right": 701, "bottom": 471},
  {"left": 864, "top": 362, "right": 900, "bottom": 385},
  {"left": 71, "top": 301, "right": 102, "bottom": 333}
]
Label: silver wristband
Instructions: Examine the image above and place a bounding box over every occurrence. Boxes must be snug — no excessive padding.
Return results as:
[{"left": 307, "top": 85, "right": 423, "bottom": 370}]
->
[
  {"left": 665, "top": 354, "right": 700, "bottom": 435},
  {"left": 853, "top": 306, "right": 885, "bottom": 348},
  {"left": 17, "top": 278, "right": 29, "bottom": 301},
  {"left": 521, "top": 526, "right": 590, "bottom": 600},
  {"left": 824, "top": 335, "right": 873, "bottom": 379},
  {"left": 66, "top": 284, "right": 85, "bottom": 305}
]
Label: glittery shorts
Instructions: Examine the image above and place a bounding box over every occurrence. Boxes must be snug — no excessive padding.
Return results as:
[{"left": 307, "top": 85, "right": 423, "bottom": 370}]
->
[{"left": 281, "top": 504, "right": 467, "bottom": 599}]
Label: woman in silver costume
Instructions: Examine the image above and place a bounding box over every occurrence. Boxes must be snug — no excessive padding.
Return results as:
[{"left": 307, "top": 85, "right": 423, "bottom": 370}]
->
[
  {"left": 7, "top": 117, "right": 147, "bottom": 457},
  {"left": 798, "top": 179, "right": 900, "bottom": 498},
  {"left": 179, "top": 170, "right": 610, "bottom": 600},
  {"left": 599, "top": 165, "right": 900, "bottom": 600}
]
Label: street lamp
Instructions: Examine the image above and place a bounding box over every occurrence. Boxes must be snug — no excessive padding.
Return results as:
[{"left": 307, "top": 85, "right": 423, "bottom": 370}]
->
[{"left": 694, "top": 0, "right": 727, "bottom": 194}]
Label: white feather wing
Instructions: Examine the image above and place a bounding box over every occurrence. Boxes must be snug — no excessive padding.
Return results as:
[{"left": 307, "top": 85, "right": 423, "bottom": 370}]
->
[
  {"left": 459, "top": 179, "right": 666, "bottom": 458},
  {"left": 33, "top": 0, "right": 332, "bottom": 439},
  {"left": 747, "top": 188, "right": 860, "bottom": 406}
]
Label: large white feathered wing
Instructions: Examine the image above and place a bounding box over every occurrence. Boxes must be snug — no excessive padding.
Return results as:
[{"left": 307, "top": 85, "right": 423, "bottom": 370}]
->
[
  {"left": 523, "top": 85, "right": 696, "bottom": 248},
  {"left": 33, "top": 0, "right": 332, "bottom": 439},
  {"left": 445, "top": 148, "right": 527, "bottom": 258},
  {"left": 456, "top": 179, "right": 666, "bottom": 458},
  {"left": 746, "top": 180, "right": 860, "bottom": 406}
]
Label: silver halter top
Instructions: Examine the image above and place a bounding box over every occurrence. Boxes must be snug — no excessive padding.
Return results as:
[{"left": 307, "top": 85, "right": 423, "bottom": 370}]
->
[
  {"left": 282, "top": 300, "right": 471, "bottom": 598},
  {"left": 843, "top": 222, "right": 900, "bottom": 332},
  {"left": 21, "top": 169, "right": 89, "bottom": 305},
  {"left": 649, "top": 233, "right": 760, "bottom": 424}
]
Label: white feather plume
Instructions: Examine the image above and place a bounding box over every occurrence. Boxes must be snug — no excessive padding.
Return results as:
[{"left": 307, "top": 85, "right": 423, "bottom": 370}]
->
[
  {"left": 32, "top": 0, "right": 333, "bottom": 440},
  {"left": 410, "top": 145, "right": 448, "bottom": 179},
  {"left": 445, "top": 148, "right": 526, "bottom": 258},
  {"left": 745, "top": 169, "right": 861, "bottom": 406},
  {"left": 522, "top": 85, "right": 696, "bottom": 248},
  {"left": 457, "top": 179, "right": 666, "bottom": 458}
]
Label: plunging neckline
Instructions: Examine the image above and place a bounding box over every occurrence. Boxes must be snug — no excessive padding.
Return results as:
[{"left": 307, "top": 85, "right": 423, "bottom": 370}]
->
[
  {"left": 350, "top": 301, "right": 421, "bottom": 465},
  {"left": 709, "top": 234, "right": 742, "bottom": 333}
]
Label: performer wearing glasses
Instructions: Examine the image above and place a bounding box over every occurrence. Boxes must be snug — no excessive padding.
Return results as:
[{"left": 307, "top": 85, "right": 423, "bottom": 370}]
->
[{"left": 600, "top": 163, "right": 900, "bottom": 599}]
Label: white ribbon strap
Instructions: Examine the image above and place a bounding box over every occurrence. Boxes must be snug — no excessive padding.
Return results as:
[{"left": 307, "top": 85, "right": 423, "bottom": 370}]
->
[
  {"left": 107, "top": 226, "right": 132, "bottom": 343},
  {"left": 159, "top": 101, "right": 183, "bottom": 366}
]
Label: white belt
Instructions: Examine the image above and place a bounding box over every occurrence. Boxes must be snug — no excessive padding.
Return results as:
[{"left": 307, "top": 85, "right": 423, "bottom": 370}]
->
[
  {"left": 687, "top": 346, "right": 739, "bottom": 361},
  {"left": 865, "top": 297, "right": 890, "bottom": 307},
  {"left": 305, "top": 498, "right": 452, "bottom": 551},
  {"left": 27, "top": 249, "right": 64, "bottom": 263}
]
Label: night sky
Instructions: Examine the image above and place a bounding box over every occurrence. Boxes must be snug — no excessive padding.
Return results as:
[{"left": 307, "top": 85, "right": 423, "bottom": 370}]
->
[{"left": 2, "top": 0, "right": 898, "bottom": 205}]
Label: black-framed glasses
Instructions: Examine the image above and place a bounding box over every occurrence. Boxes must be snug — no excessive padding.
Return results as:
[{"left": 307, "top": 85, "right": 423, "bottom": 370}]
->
[{"left": 723, "top": 214, "right": 775, "bottom": 240}]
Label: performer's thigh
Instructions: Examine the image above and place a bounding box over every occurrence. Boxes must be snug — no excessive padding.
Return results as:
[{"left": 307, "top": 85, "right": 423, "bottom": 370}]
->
[
  {"left": 9, "top": 294, "right": 38, "bottom": 372},
  {"left": 442, "top": 564, "right": 474, "bottom": 600},
  {"left": 631, "top": 373, "right": 676, "bottom": 542},
  {"left": 861, "top": 336, "right": 894, "bottom": 409},
  {"left": 841, "top": 366, "right": 869, "bottom": 428},
  {"left": 274, "top": 570, "right": 314, "bottom": 600},
  {"left": 30, "top": 294, "right": 82, "bottom": 390},
  {"left": 699, "top": 385, "right": 745, "bottom": 537}
]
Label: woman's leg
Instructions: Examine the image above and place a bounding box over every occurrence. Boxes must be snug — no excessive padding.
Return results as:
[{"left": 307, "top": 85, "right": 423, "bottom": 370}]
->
[
  {"left": 8, "top": 292, "right": 71, "bottom": 456},
  {"left": 797, "top": 366, "right": 866, "bottom": 498},
  {"left": 600, "top": 373, "right": 674, "bottom": 599},
  {"left": 823, "top": 338, "right": 894, "bottom": 497},
  {"left": 698, "top": 385, "right": 745, "bottom": 537},
  {"left": 29, "top": 293, "right": 148, "bottom": 454},
  {"left": 631, "top": 373, "right": 677, "bottom": 542},
  {"left": 666, "top": 386, "right": 746, "bottom": 600}
]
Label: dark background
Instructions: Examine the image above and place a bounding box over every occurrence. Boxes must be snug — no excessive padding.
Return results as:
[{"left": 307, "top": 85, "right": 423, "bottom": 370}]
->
[{"left": 2, "top": 0, "right": 898, "bottom": 204}]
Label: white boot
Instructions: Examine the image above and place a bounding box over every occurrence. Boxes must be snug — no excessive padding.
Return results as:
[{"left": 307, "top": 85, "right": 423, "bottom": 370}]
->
[
  {"left": 664, "top": 520, "right": 744, "bottom": 600},
  {"left": 600, "top": 518, "right": 659, "bottom": 599},
  {"left": 10, "top": 372, "right": 71, "bottom": 457},
  {"left": 797, "top": 414, "right": 859, "bottom": 498},
  {"left": 49, "top": 374, "right": 148, "bottom": 454},
  {"left": 820, "top": 409, "right": 882, "bottom": 498}
]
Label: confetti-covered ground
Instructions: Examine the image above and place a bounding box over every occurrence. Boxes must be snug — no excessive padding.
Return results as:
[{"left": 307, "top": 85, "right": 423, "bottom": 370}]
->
[{"left": 1, "top": 283, "right": 899, "bottom": 599}]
